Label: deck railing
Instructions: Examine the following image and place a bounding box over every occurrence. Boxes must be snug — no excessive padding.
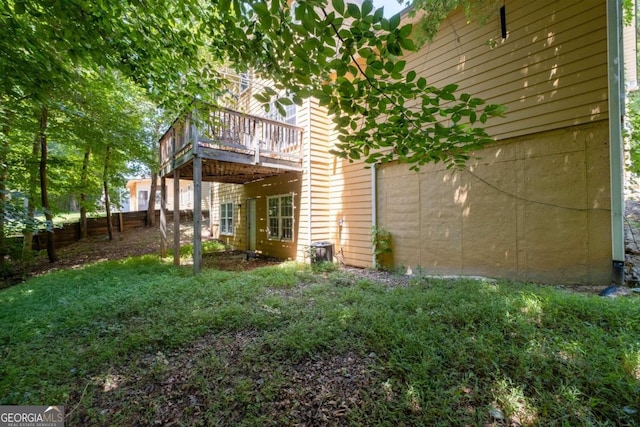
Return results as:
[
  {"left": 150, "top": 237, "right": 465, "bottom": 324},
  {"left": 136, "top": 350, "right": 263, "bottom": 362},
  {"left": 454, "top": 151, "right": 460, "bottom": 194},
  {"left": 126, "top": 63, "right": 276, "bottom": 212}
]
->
[{"left": 159, "top": 107, "right": 304, "bottom": 169}]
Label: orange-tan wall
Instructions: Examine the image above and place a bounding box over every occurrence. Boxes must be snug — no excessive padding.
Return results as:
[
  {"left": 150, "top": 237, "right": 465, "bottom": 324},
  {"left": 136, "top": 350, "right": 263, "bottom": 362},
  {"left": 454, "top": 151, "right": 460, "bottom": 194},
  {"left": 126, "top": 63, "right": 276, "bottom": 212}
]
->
[
  {"left": 377, "top": 121, "right": 611, "bottom": 284},
  {"left": 210, "top": 182, "right": 245, "bottom": 247},
  {"left": 329, "top": 0, "right": 615, "bottom": 283},
  {"left": 211, "top": 173, "right": 303, "bottom": 260}
]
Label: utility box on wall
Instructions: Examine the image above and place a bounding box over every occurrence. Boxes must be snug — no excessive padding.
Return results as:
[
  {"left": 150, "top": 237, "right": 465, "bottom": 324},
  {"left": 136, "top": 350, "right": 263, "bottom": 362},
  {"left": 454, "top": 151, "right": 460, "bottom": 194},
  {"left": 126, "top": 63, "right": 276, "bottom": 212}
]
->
[{"left": 310, "top": 241, "right": 334, "bottom": 263}]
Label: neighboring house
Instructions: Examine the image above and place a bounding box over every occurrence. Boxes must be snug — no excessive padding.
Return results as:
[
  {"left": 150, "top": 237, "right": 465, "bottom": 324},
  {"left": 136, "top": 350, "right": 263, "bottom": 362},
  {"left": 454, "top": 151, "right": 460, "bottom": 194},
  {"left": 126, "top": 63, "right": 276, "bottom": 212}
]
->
[
  {"left": 159, "top": 0, "right": 635, "bottom": 285},
  {"left": 126, "top": 178, "right": 212, "bottom": 213}
]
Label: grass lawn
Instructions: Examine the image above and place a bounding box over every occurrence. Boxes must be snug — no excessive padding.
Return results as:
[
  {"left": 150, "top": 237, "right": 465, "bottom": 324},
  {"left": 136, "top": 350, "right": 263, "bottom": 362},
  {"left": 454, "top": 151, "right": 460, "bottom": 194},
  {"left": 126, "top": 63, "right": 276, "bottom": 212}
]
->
[{"left": 1, "top": 256, "right": 639, "bottom": 426}]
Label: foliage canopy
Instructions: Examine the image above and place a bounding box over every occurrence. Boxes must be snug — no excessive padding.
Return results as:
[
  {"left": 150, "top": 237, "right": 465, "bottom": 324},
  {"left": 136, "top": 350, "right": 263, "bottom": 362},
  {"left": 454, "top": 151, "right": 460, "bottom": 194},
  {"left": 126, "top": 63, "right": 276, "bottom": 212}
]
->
[{"left": 2, "top": 0, "right": 505, "bottom": 174}]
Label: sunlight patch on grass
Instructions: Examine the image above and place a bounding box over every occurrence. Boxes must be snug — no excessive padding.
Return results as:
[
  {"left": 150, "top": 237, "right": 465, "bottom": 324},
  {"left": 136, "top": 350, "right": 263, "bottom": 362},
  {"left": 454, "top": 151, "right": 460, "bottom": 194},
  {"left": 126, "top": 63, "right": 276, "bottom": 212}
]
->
[
  {"left": 622, "top": 348, "right": 640, "bottom": 381},
  {"left": 491, "top": 378, "right": 539, "bottom": 425}
]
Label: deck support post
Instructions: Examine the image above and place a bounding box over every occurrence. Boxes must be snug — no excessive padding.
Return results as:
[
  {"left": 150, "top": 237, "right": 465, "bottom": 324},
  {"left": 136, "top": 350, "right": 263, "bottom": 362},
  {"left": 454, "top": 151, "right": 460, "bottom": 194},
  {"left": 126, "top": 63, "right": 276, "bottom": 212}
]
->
[
  {"left": 173, "top": 168, "right": 181, "bottom": 266},
  {"left": 193, "top": 155, "right": 203, "bottom": 275},
  {"left": 160, "top": 176, "right": 167, "bottom": 258}
]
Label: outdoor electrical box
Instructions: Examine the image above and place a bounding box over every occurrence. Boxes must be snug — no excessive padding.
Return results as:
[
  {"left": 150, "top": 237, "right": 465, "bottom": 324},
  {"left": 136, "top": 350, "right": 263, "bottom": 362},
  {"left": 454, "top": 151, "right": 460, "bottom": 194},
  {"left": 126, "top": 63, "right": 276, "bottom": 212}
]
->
[{"left": 310, "top": 241, "right": 334, "bottom": 263}]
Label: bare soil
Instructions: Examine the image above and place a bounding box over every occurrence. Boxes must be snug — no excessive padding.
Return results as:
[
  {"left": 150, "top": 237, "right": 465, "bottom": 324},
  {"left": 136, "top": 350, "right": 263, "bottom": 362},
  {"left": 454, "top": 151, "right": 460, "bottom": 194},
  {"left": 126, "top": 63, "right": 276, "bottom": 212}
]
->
[{"left": 27, "top": 223, "right": 279, "bottom": 278}]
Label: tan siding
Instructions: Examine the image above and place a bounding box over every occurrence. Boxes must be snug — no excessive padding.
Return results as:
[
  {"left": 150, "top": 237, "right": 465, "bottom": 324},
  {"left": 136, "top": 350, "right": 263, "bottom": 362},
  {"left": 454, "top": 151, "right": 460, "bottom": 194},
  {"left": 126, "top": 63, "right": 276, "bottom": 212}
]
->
[
  {"left": 404, "top": 0, "right": 608, "bottom": 140},
  {"left": 211, "top": 183, "right": 245, "bottom": 249},
  {"left": 330, "top": 159, "right": 373, "bottom": 268},
  {"left": 329, "top": 0, "right": 614, "bottom": 278},
  {"left": 127, "top": 178, "right": 208, "bottom": 212},
  {"left": 240, "top": 173, "right": 304, "bottom": 260},
  {"left": 303, "top": 97, "right": 333, "bottom": 259}
]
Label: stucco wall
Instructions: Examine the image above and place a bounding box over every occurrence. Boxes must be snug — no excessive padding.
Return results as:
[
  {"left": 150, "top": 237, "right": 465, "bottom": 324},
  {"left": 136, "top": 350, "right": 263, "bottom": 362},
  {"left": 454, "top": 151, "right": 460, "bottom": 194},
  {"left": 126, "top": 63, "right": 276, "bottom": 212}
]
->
[{"left": 376, "top": 121, "right": 611, "bottom": 285}]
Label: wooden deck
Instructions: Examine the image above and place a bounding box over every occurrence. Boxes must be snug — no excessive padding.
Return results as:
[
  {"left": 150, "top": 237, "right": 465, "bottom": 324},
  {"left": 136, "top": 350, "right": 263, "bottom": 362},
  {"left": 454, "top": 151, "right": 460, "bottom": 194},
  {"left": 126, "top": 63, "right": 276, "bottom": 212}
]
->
[
  {"left": 158, "top": 105, "right": 305, "bottom": 274},
  {"left": 159, "top": 107, "right": 304, "bottom": 184}
]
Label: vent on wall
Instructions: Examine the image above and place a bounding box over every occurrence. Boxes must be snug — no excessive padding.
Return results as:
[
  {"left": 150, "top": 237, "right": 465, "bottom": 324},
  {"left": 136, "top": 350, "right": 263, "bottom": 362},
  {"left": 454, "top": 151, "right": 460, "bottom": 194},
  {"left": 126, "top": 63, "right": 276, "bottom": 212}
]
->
[{"left": 500, "top": 5, "right": 507, "bottom": 39}]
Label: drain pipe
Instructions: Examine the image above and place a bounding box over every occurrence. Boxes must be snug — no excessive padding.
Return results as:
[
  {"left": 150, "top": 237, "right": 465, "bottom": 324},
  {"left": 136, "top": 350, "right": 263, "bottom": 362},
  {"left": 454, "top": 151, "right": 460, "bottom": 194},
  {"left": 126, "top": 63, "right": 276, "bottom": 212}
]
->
[
  {"left": 306, "top": 101, "right": 312, "bottom": 254},
  {"left": 371, "top": 163, "right": 378, "bottom": 268},
  {"left": 607, "top": 0, "right": 625, "bottom": 285}
]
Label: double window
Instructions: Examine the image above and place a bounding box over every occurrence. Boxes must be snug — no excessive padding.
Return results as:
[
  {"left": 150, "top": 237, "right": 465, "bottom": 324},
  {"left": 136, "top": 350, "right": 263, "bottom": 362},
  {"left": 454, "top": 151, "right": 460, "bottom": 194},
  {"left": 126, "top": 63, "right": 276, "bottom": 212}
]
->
[
  {"left": 267, "top": 194, "right": 293, "bottom": 241},
  {"left": 220, "top": 202, "right": 234, "bottom": 235}
]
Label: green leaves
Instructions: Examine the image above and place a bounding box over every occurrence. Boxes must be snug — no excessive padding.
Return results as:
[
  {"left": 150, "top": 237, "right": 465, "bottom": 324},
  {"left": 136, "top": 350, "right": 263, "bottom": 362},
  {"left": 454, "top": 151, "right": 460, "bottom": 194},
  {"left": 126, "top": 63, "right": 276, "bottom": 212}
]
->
[
  {"left": 346, "top": 3, "right": 361, "bottom": 19},
  {"left": 332, "top": 0, "right": 345, "bottom": 14},
  {"left": 1, "top": 0, "right": 505, "bottom": 199}
]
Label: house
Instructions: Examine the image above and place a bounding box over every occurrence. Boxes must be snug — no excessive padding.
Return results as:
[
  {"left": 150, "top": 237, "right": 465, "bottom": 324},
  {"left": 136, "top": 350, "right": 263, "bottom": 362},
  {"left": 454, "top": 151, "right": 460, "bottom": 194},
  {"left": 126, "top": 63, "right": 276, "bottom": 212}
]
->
[
  {"left": 159, "top": 0, "right": 635, "bottom": 285},
  {"left": 126, "top": 178, "right": 212, "bottom": 213}
]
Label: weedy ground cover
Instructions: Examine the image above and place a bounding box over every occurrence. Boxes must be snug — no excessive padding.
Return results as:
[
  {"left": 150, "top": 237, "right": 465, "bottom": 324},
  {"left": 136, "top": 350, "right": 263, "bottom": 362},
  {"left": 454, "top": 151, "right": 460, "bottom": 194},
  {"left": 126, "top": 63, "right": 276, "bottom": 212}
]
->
[{"left": 1, "top": 256, "right": 639, "bottom": 425}]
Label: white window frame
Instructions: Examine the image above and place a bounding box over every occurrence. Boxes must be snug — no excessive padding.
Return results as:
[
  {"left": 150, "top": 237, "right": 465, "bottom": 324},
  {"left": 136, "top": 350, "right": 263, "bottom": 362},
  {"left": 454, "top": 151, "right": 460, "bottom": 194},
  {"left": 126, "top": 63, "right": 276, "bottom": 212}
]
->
[
  {"left": 267, "top": 193, "right": 294, "bottom": 241},
  {"left": 239, "top": 72, "right": 250, "bottom": 93},
  {"left": 220, "top": 202, "right": 234, "bottom": 236},
  {"left": 266, "top": 100, "right": 297, "bottom": 125}
]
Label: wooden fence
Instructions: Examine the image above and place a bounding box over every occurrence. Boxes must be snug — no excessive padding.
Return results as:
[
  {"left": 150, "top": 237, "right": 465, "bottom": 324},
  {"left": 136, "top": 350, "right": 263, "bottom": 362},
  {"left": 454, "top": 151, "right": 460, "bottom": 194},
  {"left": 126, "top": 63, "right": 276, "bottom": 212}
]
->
[{"left": 19, "top": 210, "right": 195, "bottom": 250}]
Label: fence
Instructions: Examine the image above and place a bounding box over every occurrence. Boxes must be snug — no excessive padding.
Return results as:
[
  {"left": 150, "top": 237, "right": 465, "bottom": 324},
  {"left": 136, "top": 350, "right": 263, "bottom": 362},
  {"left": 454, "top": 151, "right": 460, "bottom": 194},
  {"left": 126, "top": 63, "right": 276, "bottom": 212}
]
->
[{"left": 18, "top": 210, "right": 195, "bottom": 251}]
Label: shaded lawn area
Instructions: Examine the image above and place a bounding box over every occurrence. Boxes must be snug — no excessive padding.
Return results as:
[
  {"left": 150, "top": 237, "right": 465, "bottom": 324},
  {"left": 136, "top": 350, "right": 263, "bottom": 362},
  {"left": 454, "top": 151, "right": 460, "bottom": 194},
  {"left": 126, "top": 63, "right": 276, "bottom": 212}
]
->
[{"left": 1, "top": 256, "right": 639, "bottom": 426}]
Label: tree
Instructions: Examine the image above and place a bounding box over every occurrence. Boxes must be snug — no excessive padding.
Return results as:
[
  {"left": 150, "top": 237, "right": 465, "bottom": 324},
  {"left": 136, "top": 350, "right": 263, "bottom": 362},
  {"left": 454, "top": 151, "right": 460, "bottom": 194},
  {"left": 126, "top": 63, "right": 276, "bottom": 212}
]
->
[
  {"left": 2, "top": 0, "right": 504, "bottom": 168},
  {"left": 0, "top": 0, "right": 506, "bottom": 272}
]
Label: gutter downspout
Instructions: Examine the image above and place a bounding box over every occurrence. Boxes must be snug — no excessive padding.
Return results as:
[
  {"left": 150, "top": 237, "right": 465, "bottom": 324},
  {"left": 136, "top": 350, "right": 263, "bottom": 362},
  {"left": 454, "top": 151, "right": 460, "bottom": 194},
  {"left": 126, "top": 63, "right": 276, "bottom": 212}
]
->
[
  {"left": 307, "top": 100, "right": 312, "bottom": 254},
  {"left": 607, "top": 0, "right": 626, "bottom": 285},
  {"left": 371, "top": 164, "right": 377, "bottom": 268}
]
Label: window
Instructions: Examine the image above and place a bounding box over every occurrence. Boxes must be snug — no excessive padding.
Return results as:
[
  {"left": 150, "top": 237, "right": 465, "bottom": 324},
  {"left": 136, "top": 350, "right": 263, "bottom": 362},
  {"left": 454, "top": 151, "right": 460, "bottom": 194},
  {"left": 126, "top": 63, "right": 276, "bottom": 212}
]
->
[
  {"left": 266, "top": 100, "right": 297, "bottom": 125},
  {"left": 239, "top": 72, "right": 250, "bottom": 93},
  {"left": 267, "top": 194, "right": 293, "bottom": 241},
  {"left": 220, "top": 202, "right": 234, "bottom": 235}
]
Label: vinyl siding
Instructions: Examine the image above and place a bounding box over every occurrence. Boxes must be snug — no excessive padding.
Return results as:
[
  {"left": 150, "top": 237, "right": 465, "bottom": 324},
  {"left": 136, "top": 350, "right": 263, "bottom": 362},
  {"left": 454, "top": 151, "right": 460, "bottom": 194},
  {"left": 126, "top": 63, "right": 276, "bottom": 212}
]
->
[
  {"left": 332, "top": 0, "right": 615, "bottom": 281},
  {"left": 330, "top": 158, "right": 373, "bottom": 267},
  {"left": 404, "top": 0, "right": 608, "bottom": 140}
]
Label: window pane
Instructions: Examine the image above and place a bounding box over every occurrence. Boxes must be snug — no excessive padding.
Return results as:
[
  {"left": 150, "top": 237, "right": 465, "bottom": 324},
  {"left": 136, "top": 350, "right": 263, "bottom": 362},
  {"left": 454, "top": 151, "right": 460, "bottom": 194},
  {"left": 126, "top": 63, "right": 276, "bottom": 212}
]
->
[
  {"left": 220, "top": 203, "right": 233, "bottom": 235},
  {"left": 281, "top": 195, "right": 293, "bottom": 217},
  {"left": 282, "top": 218, "right": 293, "bottom": 240},
  {"left": 269, "top": 217, "right": 279, "bottom": 238},
  {"left": 268, "top": 198, "right": 279, "bottom": 217}
]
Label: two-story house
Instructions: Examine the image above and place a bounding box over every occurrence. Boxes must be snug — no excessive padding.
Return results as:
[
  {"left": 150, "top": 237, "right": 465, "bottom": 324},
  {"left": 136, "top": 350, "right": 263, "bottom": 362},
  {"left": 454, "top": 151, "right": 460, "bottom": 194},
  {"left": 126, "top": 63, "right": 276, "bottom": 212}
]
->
[{"left": 159, "top": 0, "right": 635, "bottom": 285}]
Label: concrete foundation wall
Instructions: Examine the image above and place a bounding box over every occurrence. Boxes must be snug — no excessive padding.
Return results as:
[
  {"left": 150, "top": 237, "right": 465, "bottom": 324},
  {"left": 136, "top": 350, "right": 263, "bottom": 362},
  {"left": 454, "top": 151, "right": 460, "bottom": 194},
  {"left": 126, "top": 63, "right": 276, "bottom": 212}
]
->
[{"left": 377, "top": 121, "right": 612, "bottom": 285}]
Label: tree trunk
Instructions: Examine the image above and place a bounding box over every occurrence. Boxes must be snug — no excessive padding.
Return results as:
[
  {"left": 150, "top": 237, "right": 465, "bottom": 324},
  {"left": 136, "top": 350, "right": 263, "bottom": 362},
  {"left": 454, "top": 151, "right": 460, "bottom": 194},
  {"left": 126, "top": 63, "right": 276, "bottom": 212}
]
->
[
  {"left": 146, "top": 173, "right": 157, "bottom": 227},
  {"left": 38, "top": 105, "right": 57, "bottom": 262},
  {"left": 23, "top": 131, "right": 41, "bottom": 254},
  {"left": 146, "top": 125, "right": 162, "bottom": 227},
  {"left": 103, "top": 144, "right": 113, "bottom": 241},
  {"left": 79, "top": 146, "right": 91, "bottom": 239},
  {"left": 0, "top": 108, "right": 10, "bottom": 266}
]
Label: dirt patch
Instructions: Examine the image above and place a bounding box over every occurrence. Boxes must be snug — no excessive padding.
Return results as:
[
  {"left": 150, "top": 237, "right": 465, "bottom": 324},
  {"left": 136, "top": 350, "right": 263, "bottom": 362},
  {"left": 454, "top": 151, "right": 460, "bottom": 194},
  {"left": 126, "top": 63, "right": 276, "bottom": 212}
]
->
[
  {"left": 26, "top": 223, "right": 279, "bottom": 279},
  {"left": 73, "top": 330, "right": 379, "bottom": 426}
]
